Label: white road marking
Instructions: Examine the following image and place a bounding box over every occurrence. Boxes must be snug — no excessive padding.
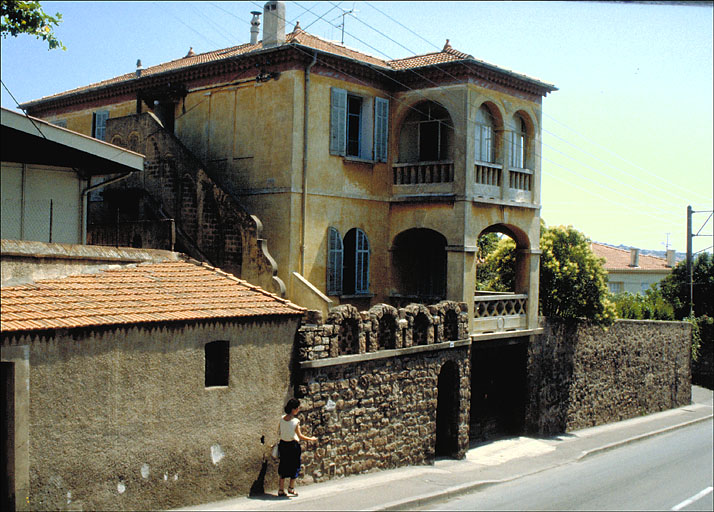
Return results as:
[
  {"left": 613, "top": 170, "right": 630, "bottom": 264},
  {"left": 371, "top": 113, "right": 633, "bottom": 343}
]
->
[{"left": 671, "top": 486, "right": 713, "bottom": 511}]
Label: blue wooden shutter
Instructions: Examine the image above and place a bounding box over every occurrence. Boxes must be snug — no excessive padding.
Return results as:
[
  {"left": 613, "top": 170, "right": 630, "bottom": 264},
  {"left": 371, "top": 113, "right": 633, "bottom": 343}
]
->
[
  {"left": 327, "top": 227, "right": 343, "bottom": 295},
  {"left": 374, "top": 97, "right": 389, "bottom": 162},
  {"left": 93, "top": 110, "right": 109, "bottom": 141},
  {"left": 355, "top": 228, "right": 370, "bottom": 294},
  {"left": 330, "top": 88, "right": 347, "bottom": 156}
]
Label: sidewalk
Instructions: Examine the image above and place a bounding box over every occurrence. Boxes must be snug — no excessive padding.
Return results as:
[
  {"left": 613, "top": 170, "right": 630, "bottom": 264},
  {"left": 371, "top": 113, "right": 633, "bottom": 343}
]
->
[{"left": 177, "top": 386, "right": 713, "bottom": 512}]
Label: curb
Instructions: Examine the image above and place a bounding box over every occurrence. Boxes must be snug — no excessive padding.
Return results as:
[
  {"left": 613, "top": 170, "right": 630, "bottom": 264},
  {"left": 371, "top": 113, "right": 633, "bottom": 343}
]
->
[
  {"left": 373, "top": 413, "right": 714, "bottom": 511},
  {"left": 577, "top": 414, "right": 714, "bottom": 461}
]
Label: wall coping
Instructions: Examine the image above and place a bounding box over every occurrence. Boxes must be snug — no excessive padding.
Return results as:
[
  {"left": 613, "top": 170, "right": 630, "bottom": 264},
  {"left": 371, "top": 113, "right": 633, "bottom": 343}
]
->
[{"left": 299, "top": 338, "right": 471, "bottom": 369}]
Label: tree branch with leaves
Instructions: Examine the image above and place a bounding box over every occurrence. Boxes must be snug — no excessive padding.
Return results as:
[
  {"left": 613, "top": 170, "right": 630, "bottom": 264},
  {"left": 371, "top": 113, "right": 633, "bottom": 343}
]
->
[{"left": 1, "top": 1, "right": 65, "bottom": 50}]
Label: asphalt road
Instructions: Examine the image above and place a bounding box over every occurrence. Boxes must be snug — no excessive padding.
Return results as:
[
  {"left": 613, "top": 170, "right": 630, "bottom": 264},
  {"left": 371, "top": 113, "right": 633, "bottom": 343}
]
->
[{"left": 423, "top": 418, "right": 714, "bottom": 511}]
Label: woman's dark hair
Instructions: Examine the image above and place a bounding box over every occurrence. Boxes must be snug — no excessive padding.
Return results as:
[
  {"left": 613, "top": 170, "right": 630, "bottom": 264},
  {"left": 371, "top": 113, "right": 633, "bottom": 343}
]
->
[{"left": 284, "top": 398, "right": 300, "bottom": 414}]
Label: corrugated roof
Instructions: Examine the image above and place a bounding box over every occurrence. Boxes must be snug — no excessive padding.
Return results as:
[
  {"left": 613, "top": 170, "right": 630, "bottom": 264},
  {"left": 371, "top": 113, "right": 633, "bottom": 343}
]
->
[
  {"left": 1, "top": 260, "right": 305, "bottom": 333},
  {"left": 22, "top": 28, "right": 554, "bottom": 108},
  {"left": 591, "top": 243, "right": 672, "bottom": 272}
]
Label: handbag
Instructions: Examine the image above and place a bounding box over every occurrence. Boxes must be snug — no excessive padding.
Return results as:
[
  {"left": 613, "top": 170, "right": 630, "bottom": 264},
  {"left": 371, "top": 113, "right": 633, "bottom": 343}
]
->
[{"left": 271, "top": 443, "right": 279, "bottom": 459}]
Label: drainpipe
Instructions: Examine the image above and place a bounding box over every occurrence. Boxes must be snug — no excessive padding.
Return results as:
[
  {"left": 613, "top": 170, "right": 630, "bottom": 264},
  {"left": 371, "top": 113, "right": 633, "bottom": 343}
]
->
[
  {"left": 300, "top": 51, "right": 318, "bottom": 275},
  {"left": 81, "top": 171, "right": 135, "bottom": 244}
]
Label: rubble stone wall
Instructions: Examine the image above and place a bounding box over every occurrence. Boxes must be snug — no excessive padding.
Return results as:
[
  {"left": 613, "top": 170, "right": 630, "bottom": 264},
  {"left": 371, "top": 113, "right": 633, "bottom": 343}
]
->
[
  {"left": 294, "top": 301, "right": 471, "bottom": 483},
  {"left": 527, "top": 318, "right": 692, "bottom": 435}
]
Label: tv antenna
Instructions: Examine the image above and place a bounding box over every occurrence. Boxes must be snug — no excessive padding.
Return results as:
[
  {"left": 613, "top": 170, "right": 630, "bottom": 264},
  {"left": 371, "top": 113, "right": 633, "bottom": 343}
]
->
[{"left": 332, "top": 5, "right": 359, "bottom": 45}]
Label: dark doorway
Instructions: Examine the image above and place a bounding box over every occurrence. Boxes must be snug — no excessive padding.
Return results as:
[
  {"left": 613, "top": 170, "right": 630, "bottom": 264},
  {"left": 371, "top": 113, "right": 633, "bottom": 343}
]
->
[
  {"left": 2, "top": 362, "right": 15, "bottom": 511},
  {"left": 393, "top": 228, "right": 446, "bottom": 303},
  {"left": 470, "top": 338, "right": 528, "bottom": 443},
  {"left": 435, "top": 361, "right": 460, "bottom": 458}
]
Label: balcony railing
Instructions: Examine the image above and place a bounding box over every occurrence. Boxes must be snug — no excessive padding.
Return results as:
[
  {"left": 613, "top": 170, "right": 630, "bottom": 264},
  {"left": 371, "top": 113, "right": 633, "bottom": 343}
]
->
[
  {"left": 474, "top": 161, "right": 502, "bottom": 199},
  {"left": 393, "top": 160, "right": 454, "bottom": 185},
  {"left": 473, "top": 292, "right": 527, "bottom": 333},
  {"left": 507, "top": 167, "right": 533, "bottom": 202}
]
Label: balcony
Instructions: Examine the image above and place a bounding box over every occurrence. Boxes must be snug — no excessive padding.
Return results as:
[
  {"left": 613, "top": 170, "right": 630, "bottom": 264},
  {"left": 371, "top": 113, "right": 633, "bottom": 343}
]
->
[
  {"left": 392, "top": 160, "right": 454, "bottom": 200},
  {"left": 473, "top": 163, "right": 534, "bottom": 205},
  {"left": 473, "top": 291, "right": 527, "bottom": 334}
]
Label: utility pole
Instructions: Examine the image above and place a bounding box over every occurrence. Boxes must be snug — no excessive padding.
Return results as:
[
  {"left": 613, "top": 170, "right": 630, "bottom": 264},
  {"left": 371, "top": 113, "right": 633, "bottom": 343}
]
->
[{"left": 687, "top": 205, "right": 693, "bottom": 317}]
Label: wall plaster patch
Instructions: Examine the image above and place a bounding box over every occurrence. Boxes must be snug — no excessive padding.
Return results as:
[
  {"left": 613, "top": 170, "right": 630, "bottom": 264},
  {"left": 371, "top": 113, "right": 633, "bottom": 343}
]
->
[{"left": 211, "top": 444, "right": 225, "bottom": 465}]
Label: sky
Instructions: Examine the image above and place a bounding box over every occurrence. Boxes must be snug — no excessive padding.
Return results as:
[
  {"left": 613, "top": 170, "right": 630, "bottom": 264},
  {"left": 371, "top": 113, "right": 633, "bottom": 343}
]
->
[{"left": 2, "top": 1, "right": 712, "bottom": 255}]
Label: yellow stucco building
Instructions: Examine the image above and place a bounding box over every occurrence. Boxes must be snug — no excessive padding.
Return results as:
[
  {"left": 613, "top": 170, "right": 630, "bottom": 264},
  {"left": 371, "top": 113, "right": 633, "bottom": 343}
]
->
[{"left": 21, "top": 1, "right": 556, "bottom": 335}]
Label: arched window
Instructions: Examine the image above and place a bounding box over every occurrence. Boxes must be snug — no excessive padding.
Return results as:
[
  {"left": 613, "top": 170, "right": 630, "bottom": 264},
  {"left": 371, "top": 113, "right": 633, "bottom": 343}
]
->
[
  {"left": 399, "top": 101, "right": 453, "bottom": 163},
  {"left": 508, "top": 115, "right": 527, "bottom": 169},
  {"left": 327, "top": 227, "right": 344, "bottom": 295},
  {"left": 343, "top": 228, "right": 370, "bottom": 295},
  {"left": 475, "top": 106, "right": 495, "bottom": 163}
]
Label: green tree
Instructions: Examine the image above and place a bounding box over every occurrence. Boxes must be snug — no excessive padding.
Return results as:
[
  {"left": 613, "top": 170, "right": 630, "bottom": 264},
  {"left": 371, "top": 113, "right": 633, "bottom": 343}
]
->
[
  {"left": 611, "top": 286, "right": 674, "bottom": 321},
  {"left": 539, "top": 225, "right": 615, "bottom": 324},
  {"left": 477, "top": 237, "right": 516, "bottom": 292},
  {"left": 1, "top": 1, "right": 64, "bottom": 50},
  {"left": 660, "top": 253, "right": 714, "bottom": 319}
]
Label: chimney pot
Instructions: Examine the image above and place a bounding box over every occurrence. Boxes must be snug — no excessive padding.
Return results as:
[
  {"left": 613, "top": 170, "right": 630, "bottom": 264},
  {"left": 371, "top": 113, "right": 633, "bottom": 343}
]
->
[
  {"left": 666, "top": 249, "right": 676, "bottom": 267},
  {"left": 250, "top": 11, "right": 262, "bottom": 45},
  {"left": 263, "top": 1, "right": 286, "bottom": 48},
  {"left": 629, "top": 248, "right": 640, "bottom": 267},
  {"left": 136, "top": 59, "right": 143, "bottom": 77}
]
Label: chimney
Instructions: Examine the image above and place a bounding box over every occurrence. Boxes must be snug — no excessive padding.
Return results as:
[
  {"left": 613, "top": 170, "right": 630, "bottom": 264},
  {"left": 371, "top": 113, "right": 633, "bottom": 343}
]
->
[
  {"left": 136, "top": 59, "right": 143, "bottom": 77},
  {"left": 250, "top": 11, "right": 261, "bottom": 44},
  {"left": 629, "top": 248, "right": 640, "bottom": 267},
  {"left": 666, "top": 249, "right": 676, "bottom": 267},
  {"left": 263, "top": 1, "right": 285, "bottom": 48}
]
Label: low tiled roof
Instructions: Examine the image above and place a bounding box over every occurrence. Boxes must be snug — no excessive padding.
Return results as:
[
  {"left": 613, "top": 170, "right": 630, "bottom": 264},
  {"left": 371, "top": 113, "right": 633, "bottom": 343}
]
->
[
  {"left": 0, "top": 260, "right": 305, "bottom": 333},
  {"left": 591, "top": 243, "right": 671, "bottom": 272},
  {"left": 22, "top": 27, "right": 554, "bottom": 108}
]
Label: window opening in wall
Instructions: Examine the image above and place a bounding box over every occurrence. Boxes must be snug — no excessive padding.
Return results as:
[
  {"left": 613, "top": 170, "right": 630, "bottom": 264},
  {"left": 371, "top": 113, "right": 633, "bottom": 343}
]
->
[
  {"left": 347, "top": 95, "right": 363, "bottom": 157},
  {"left": 508, "top": 116, "right": 526, "bottom": 169},
  {"left": 413, "top": 312, "right": 430, "bottom": 346},
  {"left": 378, "top": 314, "right": 397, "bottom": 350},
  {"left": 343, "top": 228, "right": 370, "bottom": 295},
  {"left": 338, "top": 318, "right": 359, "bottom": 355},
  {"left": 475, "top": 106, "right": 495, "bottom": 163},
  {"left": 92, "top": 110, "right": 109, "bottom": 141},
  {"left": 205, "top": 340, "right": 229, "bottom": 387}
]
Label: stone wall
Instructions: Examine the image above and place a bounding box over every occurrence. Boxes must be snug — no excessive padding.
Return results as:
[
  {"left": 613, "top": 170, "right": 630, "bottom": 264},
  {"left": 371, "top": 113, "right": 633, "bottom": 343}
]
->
[
  {"left": 527, "top": 318, "right": 692, "bottom": 435},
  {"left": 294, "top": 301, "right": 471, "bottom": 483}
]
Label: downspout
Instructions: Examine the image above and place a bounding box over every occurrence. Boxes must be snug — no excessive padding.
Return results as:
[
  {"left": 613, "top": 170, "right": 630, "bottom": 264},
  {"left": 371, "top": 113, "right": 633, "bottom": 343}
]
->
[
  {"left": 300, "top": 51, "right": 318, "bottom": 275},
  {"left": 81, "top": 171, "right": 135, "bottom": 244}
]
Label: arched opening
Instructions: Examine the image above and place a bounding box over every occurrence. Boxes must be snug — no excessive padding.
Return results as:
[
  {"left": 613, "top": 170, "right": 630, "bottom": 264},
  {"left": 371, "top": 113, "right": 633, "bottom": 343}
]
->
[
  {"left": 413, "top": 312, "right": 430, "bottom": 346},
  {"left": 475, "top": 103, "right": 502, "bottom": 164},
  {"left": 435, "top": 361, "right": 460, "bottom": 458},
  {"left": 398, "top": 101, "right": 454, "bottom": 163},
  {"left": 338, "top": 318, "right": 360, "bottom": 355},
  {"left": 444, "top": 310, "right": 459, "bottom": 341},
  {"left": 378, "top": 314, "right": 397, "bottom": 350},
  {"left": 392, "top": 228, "right": 447, "bottom": 303}
]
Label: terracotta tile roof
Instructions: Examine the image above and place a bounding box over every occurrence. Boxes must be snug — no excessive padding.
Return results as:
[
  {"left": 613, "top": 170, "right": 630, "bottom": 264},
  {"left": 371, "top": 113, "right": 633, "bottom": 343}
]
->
[
  {"left": 1, "top": 260, "right": 305, "bottom": 333},
  {"left": 23, "top": 28, "right": 553, "bottom": 108},
  {"left": 591, "top": 243, "right": 671, "bottom": 272}
]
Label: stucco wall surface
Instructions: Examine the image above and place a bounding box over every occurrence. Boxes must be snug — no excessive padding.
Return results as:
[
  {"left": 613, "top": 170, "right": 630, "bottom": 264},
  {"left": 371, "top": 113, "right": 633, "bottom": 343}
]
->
[
  {"left": 527, "top": 318, "right": 692, "bottom": 435},
  {"left": 4, "top": 317, "right": 300, "bottom": 511}
]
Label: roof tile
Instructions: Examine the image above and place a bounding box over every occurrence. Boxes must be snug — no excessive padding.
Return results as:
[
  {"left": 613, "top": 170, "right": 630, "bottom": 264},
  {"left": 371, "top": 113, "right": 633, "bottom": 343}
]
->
[
  {"left": 1, "top": 260, "right": 305, "bottom": 333},
  {"left": 591, "top": 243, "right": 672, "bottom": 271}
]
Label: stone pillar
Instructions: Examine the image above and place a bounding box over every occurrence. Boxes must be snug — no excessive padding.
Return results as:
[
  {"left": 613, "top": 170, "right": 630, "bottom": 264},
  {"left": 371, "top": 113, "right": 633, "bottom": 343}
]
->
[
  {"left": 516, "top": 248, "right": 541, "bottom": 330},
  {"left": 446, "top": 246, "right": 476, "bottom": 334}
]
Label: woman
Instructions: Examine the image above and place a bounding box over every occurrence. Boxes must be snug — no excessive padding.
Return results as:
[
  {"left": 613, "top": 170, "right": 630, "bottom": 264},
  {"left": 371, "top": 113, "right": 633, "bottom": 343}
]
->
[{"left": 278, "top": 398, "right": 317, "bottom": 497}]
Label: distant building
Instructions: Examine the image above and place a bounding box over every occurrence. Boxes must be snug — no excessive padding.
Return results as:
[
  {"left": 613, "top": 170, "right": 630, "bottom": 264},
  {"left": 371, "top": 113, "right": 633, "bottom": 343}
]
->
[{"left": 591, "top": 242, "right": 674, "bottom": 294}]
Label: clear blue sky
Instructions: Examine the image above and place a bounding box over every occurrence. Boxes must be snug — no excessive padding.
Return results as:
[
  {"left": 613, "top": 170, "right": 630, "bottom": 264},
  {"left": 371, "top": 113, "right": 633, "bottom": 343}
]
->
[{"left": 2, "top": 1, "right": 712, "bottom": 255}]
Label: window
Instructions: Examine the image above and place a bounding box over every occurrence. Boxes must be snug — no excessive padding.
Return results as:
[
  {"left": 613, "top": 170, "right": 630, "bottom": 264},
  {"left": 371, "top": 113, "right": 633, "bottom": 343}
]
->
[
  {"left": 205, "top": 340, "right": 229, "bottom": 387},
  {"left": 508, "top": 115, "right": 526, "bottom": 169},
  {"left": 475, "top": 106, "right": 494, "bottom": 163},
  {"left": 328, "top": 227, "right": 370, "bottom": 295},
  {"left": 330, "top": 87, "right": 389, "bottom": 162},
  {"left": 327, "top": 227, "right": 343, "bottom": 295},
  {"left": 398, "top": 101, "right": 453, "bottom": 163},
  {"left": 51, "top": 119, "right": 67, "bottom": 128},
  {"left": 92, "top": 110, "right": 109, "bottom": 141},
  {"left": 609, "top": 282, "right": 624, "bottom": 294}
]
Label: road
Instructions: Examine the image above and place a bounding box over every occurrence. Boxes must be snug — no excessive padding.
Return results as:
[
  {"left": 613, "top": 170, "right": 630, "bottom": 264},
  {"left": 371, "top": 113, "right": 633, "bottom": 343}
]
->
[{"left": 423, "top": 418, "right": 714, "bottom": 511}]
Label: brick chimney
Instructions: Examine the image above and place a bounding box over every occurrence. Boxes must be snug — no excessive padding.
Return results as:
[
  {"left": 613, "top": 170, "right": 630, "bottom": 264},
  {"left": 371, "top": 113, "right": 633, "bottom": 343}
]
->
[
  {"left": 263, "top": 1, "right": 285, "bottom": 48},
  {"left": 629, "top": 248, "right": 640, "bottom": 267}
]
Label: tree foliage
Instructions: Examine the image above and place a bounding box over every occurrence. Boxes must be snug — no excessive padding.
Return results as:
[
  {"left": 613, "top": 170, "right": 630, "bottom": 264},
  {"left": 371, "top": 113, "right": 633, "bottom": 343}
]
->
[
  {"left": 477, "top": 237, "right": 515, "bottom": 292},
  {"left": 611, "top": 286, "right": 674, "bottom": 321},
  {"left": 660, "top": 252, "right": 714, "bottom": 320},
  {"left": 1, "top": 1, "right": 64, "bottom": 50},
  {"left": 539, "top": 225, "right": 615, "bottom": 324}
]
